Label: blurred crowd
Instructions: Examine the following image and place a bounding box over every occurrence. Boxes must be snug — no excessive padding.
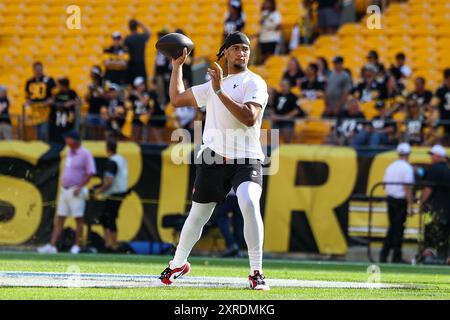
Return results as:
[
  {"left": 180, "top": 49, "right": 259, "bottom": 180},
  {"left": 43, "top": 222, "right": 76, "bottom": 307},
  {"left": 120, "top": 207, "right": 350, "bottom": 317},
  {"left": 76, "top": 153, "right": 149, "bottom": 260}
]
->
[{"left": 0, "top": 0, "right": 449, "bottom": 147}]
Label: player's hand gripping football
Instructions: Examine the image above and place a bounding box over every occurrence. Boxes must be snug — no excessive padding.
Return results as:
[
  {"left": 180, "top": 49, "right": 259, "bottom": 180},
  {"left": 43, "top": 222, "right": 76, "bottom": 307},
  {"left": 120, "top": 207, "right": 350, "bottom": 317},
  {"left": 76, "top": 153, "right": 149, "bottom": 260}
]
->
[
  {"left": 172, "top": 47, "right": 189, "bottom": 67},
  {"left": 207, "top": 62, "right": 223, "bottom": 92}
]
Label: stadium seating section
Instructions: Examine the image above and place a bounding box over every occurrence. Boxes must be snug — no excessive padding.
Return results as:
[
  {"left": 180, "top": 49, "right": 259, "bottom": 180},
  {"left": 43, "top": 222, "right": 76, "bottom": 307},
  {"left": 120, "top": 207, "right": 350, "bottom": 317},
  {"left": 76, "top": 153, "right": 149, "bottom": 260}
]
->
[{"left": 0, "top": 0, "right": 449, "bottom": 143}]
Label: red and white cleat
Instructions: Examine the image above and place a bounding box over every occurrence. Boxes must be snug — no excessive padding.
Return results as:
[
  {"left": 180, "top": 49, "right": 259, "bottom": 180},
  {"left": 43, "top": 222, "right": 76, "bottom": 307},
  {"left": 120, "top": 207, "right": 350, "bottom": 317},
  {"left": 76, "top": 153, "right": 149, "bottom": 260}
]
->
[
  {"left": 248, "top": 270, "right": 270, "bottom": 291},
  {"left": 158, "top": 261, "right": 191, "bottom": 285}
]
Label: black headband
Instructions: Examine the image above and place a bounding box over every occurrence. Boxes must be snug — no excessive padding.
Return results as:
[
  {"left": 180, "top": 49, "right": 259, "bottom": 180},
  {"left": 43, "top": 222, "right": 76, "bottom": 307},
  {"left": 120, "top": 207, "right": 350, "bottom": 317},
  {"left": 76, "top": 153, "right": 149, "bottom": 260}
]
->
[{"left": 216, "top": 32, "right": 250, "bottom": 60}]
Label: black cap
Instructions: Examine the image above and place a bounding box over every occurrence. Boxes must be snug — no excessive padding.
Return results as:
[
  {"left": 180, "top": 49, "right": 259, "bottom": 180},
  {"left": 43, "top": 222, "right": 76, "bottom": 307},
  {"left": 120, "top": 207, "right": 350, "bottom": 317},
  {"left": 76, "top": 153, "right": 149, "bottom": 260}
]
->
[
  {"left": 367, "top": 50, "right": 378, "bottom": 59},
  {"left": 64, "top": 131, "right": 81, "bottom": 142},
  {"left": 375, "top": 101, "right": 385, "bottom": 110},
  {"left": 333, "top": 56, "right": 344, "bottom": 64}
]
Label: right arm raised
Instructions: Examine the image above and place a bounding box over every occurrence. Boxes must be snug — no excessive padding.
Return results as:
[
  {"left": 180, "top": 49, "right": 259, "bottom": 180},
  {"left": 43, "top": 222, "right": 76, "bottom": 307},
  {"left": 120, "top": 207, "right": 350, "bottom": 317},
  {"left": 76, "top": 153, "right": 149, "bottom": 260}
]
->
[{"left": 170, "top": 48, "right": 197, "bottom": 108}]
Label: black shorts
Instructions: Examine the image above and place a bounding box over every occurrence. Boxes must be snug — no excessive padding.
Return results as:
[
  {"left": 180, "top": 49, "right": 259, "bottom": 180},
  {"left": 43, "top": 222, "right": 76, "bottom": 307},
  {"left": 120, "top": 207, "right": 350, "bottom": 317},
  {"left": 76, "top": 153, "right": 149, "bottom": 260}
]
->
[
  {"left": 192, "top": 149, "right": 263, "bottom": 204},
  {"left": 100, "top": 195, "right": 124, "bottom": 231}
]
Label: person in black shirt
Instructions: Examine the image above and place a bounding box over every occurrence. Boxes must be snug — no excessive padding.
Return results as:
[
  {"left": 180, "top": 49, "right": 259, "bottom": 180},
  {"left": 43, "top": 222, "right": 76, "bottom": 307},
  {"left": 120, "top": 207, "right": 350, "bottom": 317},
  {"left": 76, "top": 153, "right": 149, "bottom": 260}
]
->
[
  {"left": 128, "top": 76, "right": 151, "bottom": 142},
  {"left": 25, "top": 61, "right": 56, "bottom": 141},
  {"left": 317, "top": 0, "right": 342, "bottom": 34},
  {"left": 389, "top": 52, "right": 412, "bottom": 80},
  {"left": 300, "top": 62, "right": 325, "bottom": 100},
  {"left": 378, "top": 74, "right": 406, "bottom": 113},
  {"left": 335, "top": 98, "right": 366, "bottom": 145},
  {"left": 154, "top": 29, "right": 171, "bottom": 105},
  {"left": 282, "top": 57, "right": 304, "bottom": 87},
  {"left": 0, "top": 85, "right": 12, "bottom": 140},
  {"left": 101, "top": 83, "right": 127, "bottom": 139},
  {"left": 352, "top": 101, "right": 396, "bottom": 147},
  {"left": 85, "top": 66, "right": 107, "bottom": 139},
  {"left": 269, "top": 78, "right": 306, "bottom": 143},
  {"left": 124, "top": 19, "right": 151, "bottom": 87},
  {"left": 352, "top": 63, "right": 382, "bottom": 102},
  {"left": 103, "top": 32, "right": 130, "bottom": 86},
  {"left": 148, "top": 78, "right": 166, "bottom": 145},
  {"left": 419, "top": 145, "right": 450, "bottom": 264},
  {"left": 49, "top": 78, "right": 80, "bottom": 145},
  {"left": 434, "top": 68, "right": 450, "bottom": 143},
  {"left": 404, "top": 98, "right": 427, "bottom": 146},
  {"left": 408, "top": 77, "right": 433, "bottom": 108},
  {"left": 224, "top": 0, "right": 246, "bottom": 38}
]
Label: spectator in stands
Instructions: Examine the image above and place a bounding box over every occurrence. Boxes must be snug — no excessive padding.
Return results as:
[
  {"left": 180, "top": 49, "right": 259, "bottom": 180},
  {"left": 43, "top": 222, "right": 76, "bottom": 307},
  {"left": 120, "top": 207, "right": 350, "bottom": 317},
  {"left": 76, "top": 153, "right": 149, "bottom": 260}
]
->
[
  {"left": 124, "top": 19, "right": 151, "bottom": 87},
  {"left": 323, "top": 56, "right": 352, "bottom": 118},
  {"left": 0, "top": 85, "right": 12, "bottom": 140},
  {"left": 154, "top": 29, "right": 171, "bottom": 105},
  {"left": 335, "top": 98, "right": 366, "bottom": 145},
  {"left": 223, "top": 0, "right": 246, "bottom": 38},
  {"left": 101, "top": 83, "right": 127, "bottom": 139},
  {"left": 175, "top": 29, "right": 194, "bottom": 88},
  {"left": 269, "top": 78, "right": 306, "bottom": 143},
  {"left": 352, "top": 101, "right": 396, "bottom": 147},
  {"left": 103, "top": 32, "right": 130, "bottom": 87},
  {"left": 404, "top": 98, "right": 426, "bottom": 146},
  {"left": 379, "top": 74, "right": 406, "bottom": 112},
  {"left": 258, "top": 0, "right": 282, "bottom": 63},
  {"left": 300, "top": 62, "right": 325, "bottom": 100},
  {"left": 317, "top": 0, "right": 342, "bottom": 35},
  {"left": 148, "top": 79, "right": 166, "bottom": 145},
  {"left": 434, "top": 68, "right": 450, "bottom": 145},
  {"left": 25, "top": 61, "right": 56, "bottom": 141},
  {"left": 419, "top": 145, "right": 450, "bottom": 264},
  {"left": 366, "top": 50, "right": 385, "bottom": 78},
  {"left": 316, "top": 56, "right": 331, "bottom": 82},
  {"left": 282, "top": 57, "right": 304, "bottom": 87},
  {"left": 210, "top": 190, "right": 244, "bottom": 258},
  {"left": 37, "top": 131, "right": 96, "bottom": 254},
  {"left": 409, "top": 76, "right": 433, "bottom": 109},
  {"left": 85, "top": 66, "right": 107, "bottom": 140},
  {"left": 49, "top": 78, "right": 81, "bottom": 146},
  {"left": 390, "top": 52, "right": 412, "bottom": 81},
  {"left": 128, "top": 76, "right": 151, "bottom": 142},
  {"left": 352, "top": 63, "right": 382, "bottom": 102}
]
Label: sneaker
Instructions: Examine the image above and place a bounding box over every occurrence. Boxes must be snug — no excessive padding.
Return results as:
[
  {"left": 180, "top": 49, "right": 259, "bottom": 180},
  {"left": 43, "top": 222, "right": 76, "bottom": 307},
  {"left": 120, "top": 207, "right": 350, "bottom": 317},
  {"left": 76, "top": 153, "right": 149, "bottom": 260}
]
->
[
  {"left": 159, "top": 261, "right": 191, "bottom": 285},
  {"left": 70, "top": 245, "right": 81, "bottom": 254},
  {"left": 37, "top": 244, "right": 58, "bottom": 254},
  {"left": 248, "top": 270, "right": 270, "bottom": 290}
]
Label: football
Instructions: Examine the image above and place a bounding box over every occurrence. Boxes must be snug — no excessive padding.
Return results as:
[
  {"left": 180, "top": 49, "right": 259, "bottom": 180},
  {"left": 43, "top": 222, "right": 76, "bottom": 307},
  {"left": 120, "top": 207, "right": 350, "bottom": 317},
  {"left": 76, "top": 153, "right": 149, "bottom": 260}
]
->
[{"left": 155, "top": 32, "right": 194, "bottom": 59}]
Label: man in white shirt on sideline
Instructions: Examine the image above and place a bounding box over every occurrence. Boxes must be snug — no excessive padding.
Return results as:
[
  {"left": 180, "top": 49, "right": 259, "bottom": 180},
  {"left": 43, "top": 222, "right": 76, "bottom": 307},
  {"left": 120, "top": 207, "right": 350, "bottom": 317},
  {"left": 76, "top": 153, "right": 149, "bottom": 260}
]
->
[
  {"left": 380, "top": 142, "right": 415, "bottom": 263},
  {"left": 158, "top": 31, "right": 270, "bottom": 290}
]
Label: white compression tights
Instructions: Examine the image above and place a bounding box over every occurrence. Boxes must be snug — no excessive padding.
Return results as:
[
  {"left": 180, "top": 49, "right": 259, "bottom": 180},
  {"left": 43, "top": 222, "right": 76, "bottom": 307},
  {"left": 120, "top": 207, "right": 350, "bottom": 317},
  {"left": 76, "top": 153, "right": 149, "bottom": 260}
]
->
[{"left": 172, "top": 181, "right": 264, "bottom": 274}]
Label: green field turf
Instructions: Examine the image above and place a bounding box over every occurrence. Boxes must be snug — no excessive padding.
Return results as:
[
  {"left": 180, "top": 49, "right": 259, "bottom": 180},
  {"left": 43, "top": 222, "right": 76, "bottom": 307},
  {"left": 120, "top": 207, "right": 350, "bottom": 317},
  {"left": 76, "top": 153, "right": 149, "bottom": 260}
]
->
[{"left": 0, "top": 252, "right": 449, "bottom": 300}]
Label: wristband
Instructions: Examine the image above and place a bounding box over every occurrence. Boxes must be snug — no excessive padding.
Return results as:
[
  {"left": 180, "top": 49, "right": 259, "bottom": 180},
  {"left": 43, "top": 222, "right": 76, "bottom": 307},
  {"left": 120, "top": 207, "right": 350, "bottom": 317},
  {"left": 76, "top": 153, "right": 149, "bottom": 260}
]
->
[{"left": 215, "top": 87, "right": 223, "bottom": 95}]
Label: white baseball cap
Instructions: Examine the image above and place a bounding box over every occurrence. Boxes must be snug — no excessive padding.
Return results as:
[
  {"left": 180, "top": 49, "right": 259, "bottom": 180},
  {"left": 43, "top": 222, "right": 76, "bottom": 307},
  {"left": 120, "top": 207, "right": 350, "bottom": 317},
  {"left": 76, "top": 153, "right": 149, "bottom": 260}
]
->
[
  {"left": 397, "top": 142, "right": 411, "bottom": 155},
  {"left": 112, "top": 31, "right": 122, "bottom": 39},
  {"left": 428, "top": 145, "right": 447, "bottom": 157},
  {"left": 133, "top": 76, "right": 145, "bottom": 87}
]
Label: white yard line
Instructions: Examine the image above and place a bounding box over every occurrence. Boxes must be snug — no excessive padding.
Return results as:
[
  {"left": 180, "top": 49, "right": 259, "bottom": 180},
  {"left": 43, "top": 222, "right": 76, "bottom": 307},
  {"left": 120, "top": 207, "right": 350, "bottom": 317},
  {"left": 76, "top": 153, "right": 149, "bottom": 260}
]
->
[{"left": 0, "top": 271, "right": 419, "bottom": 289}]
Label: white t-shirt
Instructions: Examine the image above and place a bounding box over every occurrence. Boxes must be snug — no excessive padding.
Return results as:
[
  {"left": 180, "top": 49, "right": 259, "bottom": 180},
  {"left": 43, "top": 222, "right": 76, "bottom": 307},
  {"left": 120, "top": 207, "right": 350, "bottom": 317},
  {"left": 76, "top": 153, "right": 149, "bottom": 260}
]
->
[
  {"left": 259, "top": 10, "right": 282, "bottom": 43},
  {"left": 383, "top": 159, "right": 414, "bottom": 199},
  {"left": 191, "top": 69, "right": 268, "bottom": 161}
]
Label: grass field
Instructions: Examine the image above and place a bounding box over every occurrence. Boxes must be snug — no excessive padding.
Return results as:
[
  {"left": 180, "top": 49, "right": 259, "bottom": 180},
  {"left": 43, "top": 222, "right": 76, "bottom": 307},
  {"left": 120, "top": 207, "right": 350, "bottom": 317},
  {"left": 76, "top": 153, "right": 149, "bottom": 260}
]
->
[{"left": 0, "top": 252, "right": 449, "bottom": 300}]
